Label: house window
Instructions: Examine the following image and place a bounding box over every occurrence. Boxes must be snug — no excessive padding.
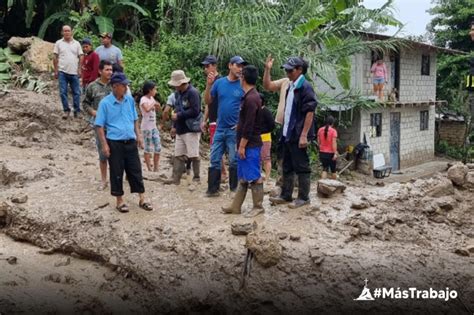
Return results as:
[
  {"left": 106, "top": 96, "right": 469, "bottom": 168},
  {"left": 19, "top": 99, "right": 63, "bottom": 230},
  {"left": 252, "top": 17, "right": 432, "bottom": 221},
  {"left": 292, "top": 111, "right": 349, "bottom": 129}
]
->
[
  {"left": 421, "top": 54, "right": 430, "bottom": 76},
  {"left": 420, "top": 110, "right": 429, "bottom": 130},
  {"left": 370, "top": 113, "right": 382, "bottom": 137}
]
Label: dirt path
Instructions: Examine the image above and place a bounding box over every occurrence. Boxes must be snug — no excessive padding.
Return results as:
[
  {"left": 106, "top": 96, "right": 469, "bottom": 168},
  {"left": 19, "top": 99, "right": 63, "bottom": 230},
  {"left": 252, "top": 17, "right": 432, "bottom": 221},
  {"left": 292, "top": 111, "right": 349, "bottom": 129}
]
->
[{"left": 0, "top": 89, "right": 473, "bottom": 313}]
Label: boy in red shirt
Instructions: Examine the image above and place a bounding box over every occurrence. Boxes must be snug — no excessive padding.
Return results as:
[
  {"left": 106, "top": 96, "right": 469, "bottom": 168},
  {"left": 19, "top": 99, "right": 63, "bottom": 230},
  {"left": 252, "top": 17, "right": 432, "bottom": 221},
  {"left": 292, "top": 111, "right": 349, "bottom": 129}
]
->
[{"left": 81, "top": 38, "right": 100, "bottom": 90}]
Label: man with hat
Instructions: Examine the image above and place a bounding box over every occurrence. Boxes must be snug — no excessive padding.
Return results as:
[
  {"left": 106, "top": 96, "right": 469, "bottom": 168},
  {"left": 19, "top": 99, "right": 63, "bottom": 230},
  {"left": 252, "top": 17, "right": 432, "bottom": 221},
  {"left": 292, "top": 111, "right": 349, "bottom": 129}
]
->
[
  {"left": 200, "top": 55, "right": 228, "bottom": 182},
  {"left": 81, "top": 38, "right": 100, "bottom": 90},
  {"left": 164, "top": 70, "right": 202, "bottom": 185},
  {"left": 269, "top": 57, "right": 317, "bottom": 209},
  {"left": 95, "top": 32, "right": 123, "bottom": 67},
  {"left": 95, "top": 72, "right": 153, "bottom": 213},
  {"left": 204, "top": 55, "right": 247, "bottom": 196}
]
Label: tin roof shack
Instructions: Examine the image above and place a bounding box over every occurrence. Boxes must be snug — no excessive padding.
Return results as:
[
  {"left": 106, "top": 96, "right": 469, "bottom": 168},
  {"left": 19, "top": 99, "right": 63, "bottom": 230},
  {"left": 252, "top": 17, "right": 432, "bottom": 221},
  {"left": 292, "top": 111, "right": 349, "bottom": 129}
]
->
[
  {"left": 317, "top": 34, "right": 459, "bottom": 171},
  {"left": 435, "top": 112, "right": 467, "bottom": 148}
]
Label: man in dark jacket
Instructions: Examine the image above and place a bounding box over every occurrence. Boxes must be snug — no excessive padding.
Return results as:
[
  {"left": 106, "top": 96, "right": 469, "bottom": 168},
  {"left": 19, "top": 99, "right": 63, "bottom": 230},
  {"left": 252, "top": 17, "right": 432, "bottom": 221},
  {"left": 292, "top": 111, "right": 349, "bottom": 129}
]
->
[
  {"left": 164, "top": 70, "right": 202, "bottom": 185},
  {"left": 269, "top": 57, "right": 317, "bottom": 208}
]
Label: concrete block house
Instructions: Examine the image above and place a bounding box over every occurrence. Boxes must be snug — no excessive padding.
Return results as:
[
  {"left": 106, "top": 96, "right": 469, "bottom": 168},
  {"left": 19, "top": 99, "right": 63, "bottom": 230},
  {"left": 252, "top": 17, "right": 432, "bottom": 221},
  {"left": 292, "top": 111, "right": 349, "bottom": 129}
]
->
[{"left": 317, "top": 33, "right": 459, "bottom": 170}]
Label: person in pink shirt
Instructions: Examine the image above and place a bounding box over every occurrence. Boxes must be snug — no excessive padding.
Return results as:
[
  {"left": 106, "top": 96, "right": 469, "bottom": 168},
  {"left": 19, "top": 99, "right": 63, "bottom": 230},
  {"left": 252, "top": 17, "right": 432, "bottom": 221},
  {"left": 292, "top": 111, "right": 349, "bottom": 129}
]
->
[
  {"left": 317, "top": 115, "right": 339, "bottom": 179},
  {"left": 140, "top": 81, "right": 162, "bottom": 172},
  {"left": 370, "top": 58, "right": 388, "bottom": 101}
]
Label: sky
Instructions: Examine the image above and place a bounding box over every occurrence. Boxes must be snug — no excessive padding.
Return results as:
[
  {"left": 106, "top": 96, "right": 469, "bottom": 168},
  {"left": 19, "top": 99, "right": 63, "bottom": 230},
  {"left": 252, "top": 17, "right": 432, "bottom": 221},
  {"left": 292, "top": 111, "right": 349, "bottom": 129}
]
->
[{"left": 363, "top": 0, "right": 434, "bottom": 36}]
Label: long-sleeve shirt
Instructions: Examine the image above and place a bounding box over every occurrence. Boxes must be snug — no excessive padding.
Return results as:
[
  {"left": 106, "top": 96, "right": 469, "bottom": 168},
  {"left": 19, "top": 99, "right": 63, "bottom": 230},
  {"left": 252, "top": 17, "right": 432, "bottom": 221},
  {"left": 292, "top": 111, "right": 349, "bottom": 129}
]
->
[
  {"left": 82, "top": 78, "right": 111, "bottom": 123},
  {"left": 237, "top": 88, "right": 262, "bottom": 148},
  {"left": 174, "top": 84, "right": 201, "bottom": 135},
  {"left": 82, "top": 51, "right": 100, "bottom": 87},
  {"left": 371, "top": 63, "right": 388, "bottom": 81}
]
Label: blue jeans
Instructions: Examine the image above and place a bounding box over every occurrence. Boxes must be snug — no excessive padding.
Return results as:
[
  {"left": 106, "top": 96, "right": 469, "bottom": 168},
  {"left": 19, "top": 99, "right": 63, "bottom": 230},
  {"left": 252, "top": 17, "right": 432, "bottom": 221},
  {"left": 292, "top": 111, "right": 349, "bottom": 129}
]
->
[
  {"left": 58, "top": 71, "right": 81, "bottom": 113},
  {"left": 210, "top": 128, "right": 237, "bottom": 169}
]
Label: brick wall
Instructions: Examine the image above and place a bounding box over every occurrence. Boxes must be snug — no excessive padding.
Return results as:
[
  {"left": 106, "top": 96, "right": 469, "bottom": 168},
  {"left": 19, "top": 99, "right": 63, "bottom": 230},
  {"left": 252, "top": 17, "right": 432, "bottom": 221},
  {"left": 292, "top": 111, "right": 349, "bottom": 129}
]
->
[
  {"left": 437, "top": 121, "right": 467, "bottom": 147},
  {"left": 358, "top": 105, "right": 435, "bottom": 168}
]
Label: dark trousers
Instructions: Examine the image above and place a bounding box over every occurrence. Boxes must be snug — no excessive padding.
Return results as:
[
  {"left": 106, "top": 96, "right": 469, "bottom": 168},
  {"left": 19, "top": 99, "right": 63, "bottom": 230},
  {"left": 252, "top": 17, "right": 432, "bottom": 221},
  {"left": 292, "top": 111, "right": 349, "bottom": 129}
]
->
[
  {"left": 107, "top": 139, "right": 145, "bottom": 197},
  {"left": 281, "top": 140, "right": 311, "bottom": 201}
]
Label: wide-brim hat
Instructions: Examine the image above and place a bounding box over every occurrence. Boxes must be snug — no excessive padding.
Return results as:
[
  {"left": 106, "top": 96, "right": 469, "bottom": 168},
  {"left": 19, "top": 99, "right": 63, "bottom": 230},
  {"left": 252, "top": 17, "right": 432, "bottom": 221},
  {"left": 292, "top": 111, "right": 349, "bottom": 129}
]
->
[{"left": 168, "top": 70, "right": 191, "bottom": 87}]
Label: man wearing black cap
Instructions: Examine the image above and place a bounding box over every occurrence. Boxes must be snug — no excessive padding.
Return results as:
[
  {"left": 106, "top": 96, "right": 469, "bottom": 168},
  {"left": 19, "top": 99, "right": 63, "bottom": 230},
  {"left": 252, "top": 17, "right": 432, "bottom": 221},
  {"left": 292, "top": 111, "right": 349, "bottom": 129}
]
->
[
  {"left": 269, "top": 57, "right": 317, "bottom": 209},
  {"left": 204, "top": 55, "right": 247, "bottom": 196},
  {"left": 200, "top": 55, "right": 228, "bottom": 182},
  {"left": 95, "top": 72, "right": 152, "bottom": 213},
  {"left": 95, "top": 32, "right": 123, "bottom": 67},
  {"left": 81, "top": 38, "right": 99, "bottom": 90}
]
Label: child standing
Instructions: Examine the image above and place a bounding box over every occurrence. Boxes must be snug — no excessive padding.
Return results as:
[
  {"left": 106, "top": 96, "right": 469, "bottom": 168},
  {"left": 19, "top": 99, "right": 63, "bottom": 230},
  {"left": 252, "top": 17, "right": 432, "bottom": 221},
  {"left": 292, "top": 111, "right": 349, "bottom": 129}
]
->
[
  {"left": 140, "top": 81, "right": 162, "bottom": 172},
  {"left": 370, "top": 58, "right": 388, "bottom": 101},
  {"left": 259, "top": 93, "right": 276, "bottom": 181}
]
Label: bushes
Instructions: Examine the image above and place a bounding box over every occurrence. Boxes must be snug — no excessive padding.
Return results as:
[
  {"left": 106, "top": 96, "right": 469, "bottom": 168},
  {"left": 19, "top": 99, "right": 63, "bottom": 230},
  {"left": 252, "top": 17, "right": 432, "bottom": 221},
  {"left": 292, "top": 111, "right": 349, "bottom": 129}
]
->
[{"left": 436, "top": 140, "right": 473, "bottom": 161}]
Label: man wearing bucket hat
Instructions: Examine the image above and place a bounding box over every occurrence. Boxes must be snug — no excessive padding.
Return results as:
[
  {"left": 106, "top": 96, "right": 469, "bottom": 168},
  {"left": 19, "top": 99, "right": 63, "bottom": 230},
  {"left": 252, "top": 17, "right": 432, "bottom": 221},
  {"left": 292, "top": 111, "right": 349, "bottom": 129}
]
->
[
  {"left": 164, "top": 70, "right": 202, "bottom": 185},
  {"left": 269, "top": 56, "right": 317, "bottom": 209},
  {"left": 204, "top": 55, "right": 247, "bottom": 196},
  {"left": 95, "top": 72, "right": 153, "bottom": 213},
  {"left": 95, "top": 32, "right": 123, "bottom": 67}
]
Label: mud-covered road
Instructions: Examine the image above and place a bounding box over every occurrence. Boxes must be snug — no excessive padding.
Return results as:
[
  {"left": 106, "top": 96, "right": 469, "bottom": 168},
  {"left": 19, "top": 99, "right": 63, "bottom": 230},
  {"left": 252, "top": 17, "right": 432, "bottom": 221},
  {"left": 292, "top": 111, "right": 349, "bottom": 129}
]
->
[{"left": 0, "top": 89, "right": 473, "bottom": 314}]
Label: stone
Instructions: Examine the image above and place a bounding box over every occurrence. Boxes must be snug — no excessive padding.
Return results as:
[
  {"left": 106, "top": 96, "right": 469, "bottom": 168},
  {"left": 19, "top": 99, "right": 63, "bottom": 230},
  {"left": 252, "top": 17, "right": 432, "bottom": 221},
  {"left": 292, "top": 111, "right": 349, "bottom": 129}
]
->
[
  {"left": 54, "top": 257, "right": 71, "bottom": 267},
  {"left": 11, "top": 193, "right": 28, "bottom": 204},
  {"left": 22, "top": 37, "right": 55, "bottom": 73},
  {"left": 6, "top": 256, "right": 17, "bottom": 265},
  {"left": 454, "top": 248, "right": 469, "bottom": 257},
  {"left": 465, "top": 172, "right": 474, "bottom": 189},
  {"left": 447, "top": 163, "right": 468, "bottom": 186},
  {"left": 466, "top": 163, "right": 474, "bottom": 170},
  {"left": 426, "top": 176, "right": 454, "bottom": 197},
  {"left": 245, "top": 229, "right": 282, "bottom": 268},
  {"left": 350, "top": 219, "right": 370, "bottom": 235},
  {"left": 311, "top": 201, "right": 321, "bottom": 211},
  {"left": 23, "top": 122, "right": 42, "bottom": 136},
  {"left": 435, "top": 196, "right": 457, "bottom": 211},
  {"left": 351, "top": 199, "right": 369, "bottom": 210},
  {"left": 277, "top": 232, "right": 288, "bottom": 240},
  {"left": 7, "top": 36, "right": 33, "bottom": 53},
  {"left": 44, "top": 273, "right": 62, "bottom": 283},
  {"left": 309, "top": 248, "right": 324, "bottom": 265},
  {"left": 231, "top": 219, "right": 257, "bottom": 236},
  {"left": 0, "top": 202, "right": 11, "bottom": 227},
  {"left": 317, "top": 179, "right": 346, "bottom": 197},
  {"left": 289, "top": 234, "right": 301, "bottom": 241}
]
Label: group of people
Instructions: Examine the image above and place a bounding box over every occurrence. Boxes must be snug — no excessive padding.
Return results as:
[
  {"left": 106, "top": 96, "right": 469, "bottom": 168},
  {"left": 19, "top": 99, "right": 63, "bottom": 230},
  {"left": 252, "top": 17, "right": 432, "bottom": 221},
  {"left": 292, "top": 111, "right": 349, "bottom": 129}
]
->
[{"left": 53, "top": 25, "right": 341, "bottom": 215}]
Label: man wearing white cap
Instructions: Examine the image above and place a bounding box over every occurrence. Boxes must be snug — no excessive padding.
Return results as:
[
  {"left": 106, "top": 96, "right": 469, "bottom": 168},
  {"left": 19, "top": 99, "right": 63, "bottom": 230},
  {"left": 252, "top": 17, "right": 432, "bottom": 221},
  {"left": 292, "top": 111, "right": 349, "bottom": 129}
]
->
[{"left": 164, "top": 70, "right": 202, "bottom": 185}]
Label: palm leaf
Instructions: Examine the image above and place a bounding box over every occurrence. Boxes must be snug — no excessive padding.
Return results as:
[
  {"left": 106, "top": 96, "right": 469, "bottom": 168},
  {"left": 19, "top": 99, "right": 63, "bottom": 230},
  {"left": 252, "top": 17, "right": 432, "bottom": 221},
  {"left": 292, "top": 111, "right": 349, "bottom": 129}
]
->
[
  {"left": 94, "top": 16, "right": 114, "bottom": 34},
  {"left": 38, "top": 11, "right": 70, "bottom": 38}
]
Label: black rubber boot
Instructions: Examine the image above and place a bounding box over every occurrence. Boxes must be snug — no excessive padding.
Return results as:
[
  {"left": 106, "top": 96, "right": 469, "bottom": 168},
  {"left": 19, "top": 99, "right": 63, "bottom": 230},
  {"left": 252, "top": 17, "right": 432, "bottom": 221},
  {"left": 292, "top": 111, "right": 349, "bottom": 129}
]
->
[
  {"left": 222, "top": 182, "right": 248, "bottom": 214},
  {"left": 289, "top": 173, "right": 311, "bottom": 209},
  {"left": 206, "top": 167, "right": 221, "bottom": 197},
  {"left": 191, "top": 158, "right": 200, "bottom": 182},
  {"left": 229, "top": 166, "right": 238, "bottom": 192}
]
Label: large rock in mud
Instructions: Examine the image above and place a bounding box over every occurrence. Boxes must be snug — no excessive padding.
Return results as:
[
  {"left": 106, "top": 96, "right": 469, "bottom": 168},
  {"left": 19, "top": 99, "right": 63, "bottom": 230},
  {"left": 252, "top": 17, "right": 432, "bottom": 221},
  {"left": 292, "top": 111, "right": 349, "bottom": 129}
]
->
[
  {"left": 7, "top": 37, "right": 33, "bottom": 53},
  {"left": 317, "top": 179, "right": 346, "bottom": 197},
  {"left": 426, "top": 176, "right": 454, "bottom": 197},
  {"left": 23, "top": 37, "right": 55, "bottom": 73},
  {"left": 447, "top": 163, "right": 468, "bottom": 186},
  {"left": 245, "top": 229, "right": 282, "bottom": 268},
  {"left": 0, "top": 201, "right": 12, "bottom": 227}
]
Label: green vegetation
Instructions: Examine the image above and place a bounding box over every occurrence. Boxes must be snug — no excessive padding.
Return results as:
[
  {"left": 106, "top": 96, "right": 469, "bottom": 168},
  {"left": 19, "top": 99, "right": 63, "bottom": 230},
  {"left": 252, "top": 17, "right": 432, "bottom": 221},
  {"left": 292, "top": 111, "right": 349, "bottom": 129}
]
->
[{"left": 436, "top": 140, "right": 474, "bottom": 161}]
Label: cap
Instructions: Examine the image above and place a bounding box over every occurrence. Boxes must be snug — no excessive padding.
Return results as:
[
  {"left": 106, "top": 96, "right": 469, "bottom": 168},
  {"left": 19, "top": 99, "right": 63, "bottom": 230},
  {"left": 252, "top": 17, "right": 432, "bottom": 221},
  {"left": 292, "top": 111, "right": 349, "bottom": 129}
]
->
[
  {"left": 281, "top": 57, "right": 305, "bottom": 70},
  {"left": 110, "top": 72, "right": 130, "bottom": 85},
  {"left": 201, "top": 55, "right": 218, "bottom": 65},
  {"left": 100, "top": 32, "right": 112, "bottom": 39},
  {"left": 81, "top": 38, "right": 92, "bottom": 46},
  {"left": 229, "top": 55, "right": 247, "bottom": 65}
]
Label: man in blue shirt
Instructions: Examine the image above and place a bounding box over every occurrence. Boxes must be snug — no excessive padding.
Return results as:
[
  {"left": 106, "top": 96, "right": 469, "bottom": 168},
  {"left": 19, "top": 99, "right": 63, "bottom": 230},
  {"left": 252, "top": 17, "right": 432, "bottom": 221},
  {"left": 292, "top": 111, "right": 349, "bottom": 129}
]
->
[
  {"left": 204, "top": 56, "right": 247, "bottom": 196},
  {"left": 95, "top": 72, "right": 153, "bottom": 213}
]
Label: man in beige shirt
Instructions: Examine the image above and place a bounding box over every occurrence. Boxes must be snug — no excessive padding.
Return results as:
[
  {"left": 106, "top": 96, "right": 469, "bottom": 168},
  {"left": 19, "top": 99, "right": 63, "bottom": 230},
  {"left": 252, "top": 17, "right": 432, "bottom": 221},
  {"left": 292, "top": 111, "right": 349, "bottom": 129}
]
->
[{"left": 53, "top": 25, "right": 83, "bottom": 119}]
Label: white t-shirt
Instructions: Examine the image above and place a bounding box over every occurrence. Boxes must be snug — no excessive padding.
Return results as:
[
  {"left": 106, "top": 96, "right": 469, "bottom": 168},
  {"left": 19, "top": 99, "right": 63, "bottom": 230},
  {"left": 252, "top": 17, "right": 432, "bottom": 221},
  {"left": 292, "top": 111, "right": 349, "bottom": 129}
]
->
[
  {"left": 140, "top": 96, "right": 157, "bottom": 131},
  {"left": 53, "top": 38, "right": 83, "bottom": 75}
]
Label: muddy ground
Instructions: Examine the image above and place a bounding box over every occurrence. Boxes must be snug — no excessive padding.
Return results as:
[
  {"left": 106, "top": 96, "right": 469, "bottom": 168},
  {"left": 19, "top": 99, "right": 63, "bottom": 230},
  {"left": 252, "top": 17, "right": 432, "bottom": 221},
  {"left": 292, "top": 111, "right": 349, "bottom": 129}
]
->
[{"left": 0, "top": 88, "right": 473, "bottom": 314}]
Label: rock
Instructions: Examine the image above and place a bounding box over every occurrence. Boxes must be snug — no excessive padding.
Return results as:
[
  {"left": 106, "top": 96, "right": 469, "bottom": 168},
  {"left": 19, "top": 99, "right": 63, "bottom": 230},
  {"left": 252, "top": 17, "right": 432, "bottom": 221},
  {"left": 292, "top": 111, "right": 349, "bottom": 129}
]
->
[
  {"left": 6, "top": 256, "right": 17, "bottom": 265},
  {"left": 447, "top": 163, "right": 468, "bottom": 186},
  {"left": 109, "top": 256, "right": 119, "bottom": 265},
  {"left": 374, "top": 221, "right": 384, "bottom": 229},
  {"left": 309, "top": 248, "right": 324, "bottom": 265},
  {"left": 454, "top": 248, "right": 469, "bottom": 257},
  {"left": 466, "top": 245, "right": 474, "bottom": 254},
  {"left": 245, "top": 229, "right": 282, "bottom": 268},
  {"left": 22, "top": 37, "right": 55, "bottom": 73},
  {"left": 231, "top": 219, "right": 257, "bottom": 236},
  {"left": 44, "top": 273, "right": 62, "bottom": 283},
  {"left": 435, "top": 196, "right": 456, "bottom": 211},
  {"left": 277, "top": 232, "right": 288, "bottom": 240},
  {"left": 465, "top": 172, "right": 474, "bottom": 189},
  {"left": 7, "top": 36, "right": 33, "bottom": 53},
  {"left": 0, "top": 202, "right": 11, "bottom": 227},
  {"left": 350, "top": 219, "right": 370, "bottom": 235},
  {"left": 23, "top": 122, "right": 42, "bottom": 136},
  {"left": 317, "top": 179, "right": 346, "bottom": 197},
  {"left": 351, "top": 199, "right": 369, "bottom": 210},
  {"left": 311, "top": 201, "right": 321, "bottom": 211},
  {"left": 466, "top": 163, "right": 474, "bottom": 170},
  {"left": 426, "top": 176, "right": 454, "bottom": 197},
  {"left": 289, "top": 234, "right": 301, "bottom": 241},
  {"left": 54, "top": 257, "right": 71, "bottom": 267},
  {"left": 11, "top": 193, "right": 28, "bottom": 204}
]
